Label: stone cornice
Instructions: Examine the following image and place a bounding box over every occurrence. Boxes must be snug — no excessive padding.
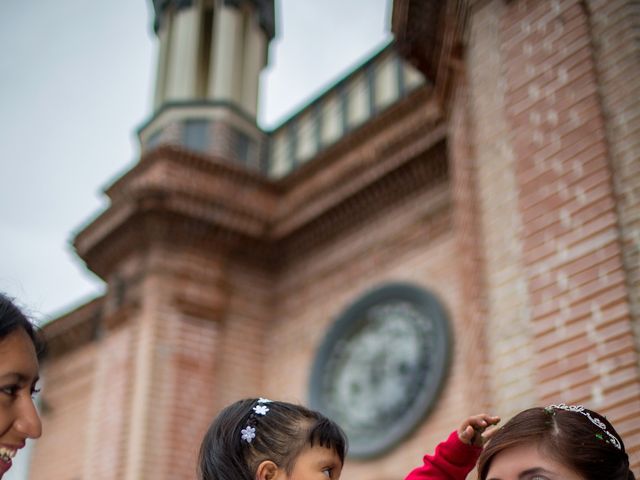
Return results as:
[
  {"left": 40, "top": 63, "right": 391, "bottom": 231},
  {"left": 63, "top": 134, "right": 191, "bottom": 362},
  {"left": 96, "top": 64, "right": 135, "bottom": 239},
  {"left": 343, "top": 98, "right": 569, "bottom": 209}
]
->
[
  {"left": 392, "top": 0, "right": 469, "bottom": 109},
  {"left": 392, "top": 0, "right": 445, "bottom": 82},
  {"left": 279, "top": 140, "right": 449, "bottom": 264},
  {"left": 74, "top": 86, "right": 445, "bottom": 279},
  {"left": 274, "top": 87, "right": 443, "bottom": 238},
  {"left": 56, "top": 84, "right": 449, "bottom": 358},
  {"left": 42, "top": 297, "right": 104, "bottom": 360},
  {"left": 75, "top": 147, "right": 280, "bottom": 276},
  {"left": 223, "top": 0, "right": 276, "bottom": 40},
  {"left": 153, "top": 0, "right": 276, "bottom": 39}
]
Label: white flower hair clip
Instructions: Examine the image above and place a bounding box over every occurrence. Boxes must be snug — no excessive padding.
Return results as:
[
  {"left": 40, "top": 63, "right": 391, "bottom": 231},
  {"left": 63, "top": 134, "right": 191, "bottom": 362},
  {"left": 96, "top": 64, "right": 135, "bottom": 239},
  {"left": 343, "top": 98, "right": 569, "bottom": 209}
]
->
[
  {"left": 241, "top": 425, "right": 256, "bottom": 443},
  {"left": 253, "top": 405, "right": 269, "bottom": 415},
  {"left": 241, "top": 398, "right": 273, "bottom": 444},
  {"left": 547, "top": 403, "right": 622, "bottom": 450}
]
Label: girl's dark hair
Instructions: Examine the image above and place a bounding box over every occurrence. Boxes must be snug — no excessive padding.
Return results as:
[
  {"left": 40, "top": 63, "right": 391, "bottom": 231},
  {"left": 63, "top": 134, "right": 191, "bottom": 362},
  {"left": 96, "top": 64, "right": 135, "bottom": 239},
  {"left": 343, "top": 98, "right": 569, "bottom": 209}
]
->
[
  {"left": 198, "top": 398, "right": 348, "bottom": 480},
  {"left": 0, "top": 293, "right": 46, "bottom": 359},
  {"left": 477, "top": 406, "right": 635, "bottom": 480}
]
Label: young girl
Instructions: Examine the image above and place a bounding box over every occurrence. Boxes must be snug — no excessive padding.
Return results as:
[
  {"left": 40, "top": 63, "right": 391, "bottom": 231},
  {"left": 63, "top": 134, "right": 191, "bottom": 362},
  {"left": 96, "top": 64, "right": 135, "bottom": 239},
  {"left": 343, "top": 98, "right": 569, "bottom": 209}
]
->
[
  {"left": 405, "top": 413, "right": 501, "bottom": 479},
  {"left": 198, "top": 397, "right": 347, "bottom": 480}
]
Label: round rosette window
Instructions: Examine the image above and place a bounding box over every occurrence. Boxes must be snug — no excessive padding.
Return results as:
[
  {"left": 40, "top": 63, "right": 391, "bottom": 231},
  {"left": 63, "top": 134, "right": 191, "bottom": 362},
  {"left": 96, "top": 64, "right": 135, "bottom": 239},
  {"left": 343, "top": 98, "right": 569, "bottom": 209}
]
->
[{"left": 309, "top": 282, "right": 452, "bottom": 458}]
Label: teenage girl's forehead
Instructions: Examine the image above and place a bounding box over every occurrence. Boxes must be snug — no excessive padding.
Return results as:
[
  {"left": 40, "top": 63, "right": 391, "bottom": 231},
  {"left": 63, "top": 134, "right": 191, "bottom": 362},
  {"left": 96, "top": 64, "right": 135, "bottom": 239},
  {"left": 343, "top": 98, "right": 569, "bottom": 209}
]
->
[{"left": 486, "top": 442, "right": 583, "bottom": 480}]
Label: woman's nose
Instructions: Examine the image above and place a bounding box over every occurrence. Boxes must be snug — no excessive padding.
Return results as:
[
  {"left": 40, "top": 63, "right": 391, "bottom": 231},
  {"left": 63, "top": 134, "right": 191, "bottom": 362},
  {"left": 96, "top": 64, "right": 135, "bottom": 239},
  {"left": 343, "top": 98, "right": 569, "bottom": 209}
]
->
[{"left": 14, "top": 395, "right": 42, "bottom": 439}]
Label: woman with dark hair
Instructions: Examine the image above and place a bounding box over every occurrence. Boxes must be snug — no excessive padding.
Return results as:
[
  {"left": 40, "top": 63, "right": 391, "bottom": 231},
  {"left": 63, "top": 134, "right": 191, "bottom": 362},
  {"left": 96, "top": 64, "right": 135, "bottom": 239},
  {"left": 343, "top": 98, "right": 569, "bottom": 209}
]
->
[
  {"left": 198, "top": 397, "right": 347, "bottom": 480},
  {"left": 0, "top": 293, "right": 44, "bottom": 478},
  {"left": 405, "top": 404, "right": 635, "bottom": 480},
  {"left": 477, "top": 404, "right": 635, "bottom": 480}
]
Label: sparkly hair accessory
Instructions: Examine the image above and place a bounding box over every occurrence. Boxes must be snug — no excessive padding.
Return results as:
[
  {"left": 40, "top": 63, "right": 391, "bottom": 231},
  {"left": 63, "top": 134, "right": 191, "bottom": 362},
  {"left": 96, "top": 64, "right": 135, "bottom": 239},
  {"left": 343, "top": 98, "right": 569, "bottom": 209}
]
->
[
  {"left": 547, "top": 403, "right": 622, "bottom": 450},
  {"left": 241, "top": 398, "right": 272, "bottom": 444}
]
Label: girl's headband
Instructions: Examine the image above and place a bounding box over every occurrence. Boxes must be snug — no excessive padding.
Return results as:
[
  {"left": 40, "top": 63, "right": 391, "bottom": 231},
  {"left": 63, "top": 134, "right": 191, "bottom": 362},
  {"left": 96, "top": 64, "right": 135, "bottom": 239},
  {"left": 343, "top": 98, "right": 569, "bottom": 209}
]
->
[
  {"left": 241, "top": 398, "right": 272, "bottom": 444},
  {"left": 545, "top": 403, "right": 622, "bottom": 450}
]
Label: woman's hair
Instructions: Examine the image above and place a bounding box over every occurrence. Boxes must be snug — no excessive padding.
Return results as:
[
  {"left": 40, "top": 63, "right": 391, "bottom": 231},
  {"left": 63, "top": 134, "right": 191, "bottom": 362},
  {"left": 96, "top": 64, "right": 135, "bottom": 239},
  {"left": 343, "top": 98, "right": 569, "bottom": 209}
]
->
[
  {"left": 477, "top": 405, "right": 635, "bottom": 480},
  {"left": 198, "top": 398, "right": 348, "bottom": 480},
  {"left": 0, "top": 292, "right": 46, "bottom": 359}
]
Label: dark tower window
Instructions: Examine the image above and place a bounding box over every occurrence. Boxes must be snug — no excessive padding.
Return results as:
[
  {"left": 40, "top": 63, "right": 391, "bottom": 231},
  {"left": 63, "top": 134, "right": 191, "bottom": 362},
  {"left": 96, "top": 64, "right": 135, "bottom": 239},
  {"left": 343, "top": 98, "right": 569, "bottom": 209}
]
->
[
  {"left": 236, "top": 130, "right": 253, "bottom": 167},
  {"left": 183, "top": 119, "right": 209, "bottom": 153}
]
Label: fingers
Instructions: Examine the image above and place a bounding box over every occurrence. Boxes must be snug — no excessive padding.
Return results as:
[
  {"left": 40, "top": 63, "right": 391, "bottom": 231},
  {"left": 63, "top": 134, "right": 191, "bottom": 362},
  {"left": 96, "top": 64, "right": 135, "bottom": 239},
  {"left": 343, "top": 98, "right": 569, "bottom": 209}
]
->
[
  {"left": 458, "top": 425, "right": 476, "bottom": 445},
  {"left": 468, "top": 414, "right": 500, "bottom": 429},
  {"left": 458, "top": 414, "right": 501, "bottom": 446},
  {"left": 481, "top": 425, "right": 500, "bottom": 442}
]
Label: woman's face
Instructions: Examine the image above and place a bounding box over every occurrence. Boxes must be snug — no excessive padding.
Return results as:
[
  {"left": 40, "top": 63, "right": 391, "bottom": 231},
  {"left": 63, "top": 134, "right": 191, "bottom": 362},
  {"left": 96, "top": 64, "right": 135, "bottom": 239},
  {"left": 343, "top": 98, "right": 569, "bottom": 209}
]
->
[
  {"left": 485, "top": 442, "right": 583, "bottom": 480},
  {"left": 0, "top": 328, "right": 42, "bottom": 478}
]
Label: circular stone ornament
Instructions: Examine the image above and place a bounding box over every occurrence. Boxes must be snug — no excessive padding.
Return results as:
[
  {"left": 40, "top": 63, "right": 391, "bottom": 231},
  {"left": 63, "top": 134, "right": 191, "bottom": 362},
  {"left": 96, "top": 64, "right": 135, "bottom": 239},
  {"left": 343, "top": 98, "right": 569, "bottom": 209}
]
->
[{"left": 309, "top": 283, "right": 452, "bottom": 458}]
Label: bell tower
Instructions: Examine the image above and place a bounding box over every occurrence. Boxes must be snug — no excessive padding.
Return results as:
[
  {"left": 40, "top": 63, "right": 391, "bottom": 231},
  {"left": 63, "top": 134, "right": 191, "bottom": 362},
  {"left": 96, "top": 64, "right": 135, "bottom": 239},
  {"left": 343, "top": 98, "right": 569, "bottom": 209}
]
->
[
  {"left": 141, "top": 0, "right": 275, "bottom": 169},
  {"left": 53, "top": 3, "right": 277, "bottom": 479}
]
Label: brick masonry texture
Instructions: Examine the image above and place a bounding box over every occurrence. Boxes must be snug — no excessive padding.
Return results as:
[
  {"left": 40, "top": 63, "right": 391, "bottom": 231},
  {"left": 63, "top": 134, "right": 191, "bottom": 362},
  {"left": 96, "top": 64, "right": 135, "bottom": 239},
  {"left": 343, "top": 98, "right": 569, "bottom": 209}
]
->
[
  {"left": 449, "top": 81, "right": 494, "bottom": 416},
  {"left": 499, "top": 0, "right": 640, "bottom": 469},
  {"left": 587, "top": 0, "right": 640, "bottom": 373},
  {"left": 466, "top": 0, "right": 538, "bottom": 418},
  {"left": 29, "top": 345, "right": 97, "bottom": 479},
  {"left": 28, "top": 0, "right": 640, "bottom": 479}
]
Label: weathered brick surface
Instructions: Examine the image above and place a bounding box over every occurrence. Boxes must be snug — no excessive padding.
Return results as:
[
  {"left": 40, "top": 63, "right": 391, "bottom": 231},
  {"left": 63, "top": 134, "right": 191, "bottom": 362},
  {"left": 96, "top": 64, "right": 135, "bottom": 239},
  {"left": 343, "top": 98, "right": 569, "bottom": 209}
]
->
[
  {"left": 587, "top": 0, "right": 640, "bottom": 376},
  {"left": 267, "top": 186, "right": 470, "bottom": 479},
  {"left": 438, "top": 0, "right": 640, "bottom": 474},
  {"left": 142, "top": 294, "right": 220, "bottom": 479},
  {"left": 29, "top": 345, "right": 97, "bottom": 479},
  {"left": 130, "top": 249, "right": 229, "bottom": 480},
  {"left": 465, "top": 0, "right": 538, "bottom": 419},
  {"left": 80, "top": 325, "right": 136, "bottom": 480},
  {"left": 499, "top": 0, "right": 640, "bottom": 469},
  {"left": 449, "top": 80, "right": 494, "bottom": 417}
]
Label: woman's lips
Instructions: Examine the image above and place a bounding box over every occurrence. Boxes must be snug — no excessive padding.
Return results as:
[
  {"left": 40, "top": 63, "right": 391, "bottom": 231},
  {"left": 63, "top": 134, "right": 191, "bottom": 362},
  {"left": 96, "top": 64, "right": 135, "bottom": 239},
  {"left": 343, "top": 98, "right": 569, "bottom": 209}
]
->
[
  {"left": 0, "top": 446, "right": 19, "bottom": 476},
  {"left": 0, "top": 447, "right": 17, "bottom": 462},
  {"left": 0, "top": 456, "right": 11, "bottom": 476}
]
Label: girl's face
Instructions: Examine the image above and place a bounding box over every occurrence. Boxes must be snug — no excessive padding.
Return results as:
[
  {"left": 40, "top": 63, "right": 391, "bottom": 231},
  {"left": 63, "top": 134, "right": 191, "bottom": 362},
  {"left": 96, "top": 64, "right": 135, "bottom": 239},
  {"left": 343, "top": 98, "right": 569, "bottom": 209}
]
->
[
  {"left": 485, "top": 442, "right": 583, "bottom": 480},
  {"left": 0, "top": 328, "right": 42, "bottom": 478},
  {"left": 277, "top": 445, "right": 342, "bottom": 480}
]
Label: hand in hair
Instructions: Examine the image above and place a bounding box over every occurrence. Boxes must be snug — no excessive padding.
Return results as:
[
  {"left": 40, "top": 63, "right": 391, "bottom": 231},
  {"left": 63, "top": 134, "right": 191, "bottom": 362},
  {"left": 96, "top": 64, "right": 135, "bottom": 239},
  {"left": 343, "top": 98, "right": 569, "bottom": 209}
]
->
[{"left": 457, "top": 413, "right": 500, "bottom": 447}]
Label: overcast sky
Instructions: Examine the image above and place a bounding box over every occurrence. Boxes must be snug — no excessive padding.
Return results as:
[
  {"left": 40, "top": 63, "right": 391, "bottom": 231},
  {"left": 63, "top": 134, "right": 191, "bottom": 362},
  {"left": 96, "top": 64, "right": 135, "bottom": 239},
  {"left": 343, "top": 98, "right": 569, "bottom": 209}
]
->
[{"left": 0, "top": 0, "right": 392, "bottom": 328}]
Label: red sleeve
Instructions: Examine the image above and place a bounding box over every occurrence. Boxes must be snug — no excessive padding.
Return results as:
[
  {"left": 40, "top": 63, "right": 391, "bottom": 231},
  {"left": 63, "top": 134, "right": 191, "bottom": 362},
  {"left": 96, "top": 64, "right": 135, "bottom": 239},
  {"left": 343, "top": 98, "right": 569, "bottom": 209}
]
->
[{"left": 404, "top": 431, "right": 482, "bottom": 480}]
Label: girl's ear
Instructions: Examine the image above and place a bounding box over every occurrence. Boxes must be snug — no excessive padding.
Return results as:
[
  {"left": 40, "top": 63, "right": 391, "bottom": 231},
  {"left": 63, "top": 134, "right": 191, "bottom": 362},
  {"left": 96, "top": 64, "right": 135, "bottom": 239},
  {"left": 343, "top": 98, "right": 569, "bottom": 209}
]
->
[{"left": 256, "top": 460, "right": 281, "bottom": 480}]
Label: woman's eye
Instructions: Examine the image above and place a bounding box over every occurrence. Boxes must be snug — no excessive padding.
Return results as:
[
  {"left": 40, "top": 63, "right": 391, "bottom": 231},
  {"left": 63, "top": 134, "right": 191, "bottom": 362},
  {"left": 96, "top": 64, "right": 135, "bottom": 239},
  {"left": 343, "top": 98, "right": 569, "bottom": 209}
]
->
[
  {"left": 1, "top": 385, "right": 19, "bottom": 396},
  {"left": 31, "top": 387, "right": 41, "bottom": 398},
  {"left": 322, "top": 468, "right": 332, "bottom": 478}
]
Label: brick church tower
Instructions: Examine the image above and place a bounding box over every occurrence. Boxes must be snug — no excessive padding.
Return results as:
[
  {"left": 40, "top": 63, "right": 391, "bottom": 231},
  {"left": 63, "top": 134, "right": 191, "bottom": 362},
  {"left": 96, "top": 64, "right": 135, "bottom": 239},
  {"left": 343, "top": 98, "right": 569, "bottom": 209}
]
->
[{"left": 29, "top": 0, "right": 640, "bottom": 479}]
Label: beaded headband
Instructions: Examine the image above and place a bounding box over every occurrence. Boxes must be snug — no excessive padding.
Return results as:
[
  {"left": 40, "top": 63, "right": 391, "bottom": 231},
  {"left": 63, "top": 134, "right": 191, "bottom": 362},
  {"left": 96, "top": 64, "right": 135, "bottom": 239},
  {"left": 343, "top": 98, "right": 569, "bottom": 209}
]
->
[
  {"left": 546, "top": 403, "right": 622, "bottom": 450},
  {"left": 241, "top": 398, "right": 272, "bottom": 443}
]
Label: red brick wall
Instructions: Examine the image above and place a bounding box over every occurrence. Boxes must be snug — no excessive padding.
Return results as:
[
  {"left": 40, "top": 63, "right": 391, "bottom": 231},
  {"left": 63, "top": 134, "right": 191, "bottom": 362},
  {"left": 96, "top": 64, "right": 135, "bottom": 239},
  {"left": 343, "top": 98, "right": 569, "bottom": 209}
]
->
[
  {"left": 127, "top": 249, "right": 229, "bottom": 480},
  {"left": 30, "top": 345, "right": 97, "bottom": 479},
  {"left": 213, "top": 263, "right": 274, "bottom": 408},
  {"left": 141, "top": 304, "right": 220, "bottom": 479},
  {"left": 465, "top": 0, "right": 539, "bottom": 419},
  {"left": 80, "top": 325, "right": 136, "bottom": 479},
  {"left": 266, "top": 181, "right": 472, "bottom": 479},
  {"left": 463, "top": 0, "right": 640, "bottom": 470},
  {"left": 587, "top": 0, "right": 640, "bottom": 374}
]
